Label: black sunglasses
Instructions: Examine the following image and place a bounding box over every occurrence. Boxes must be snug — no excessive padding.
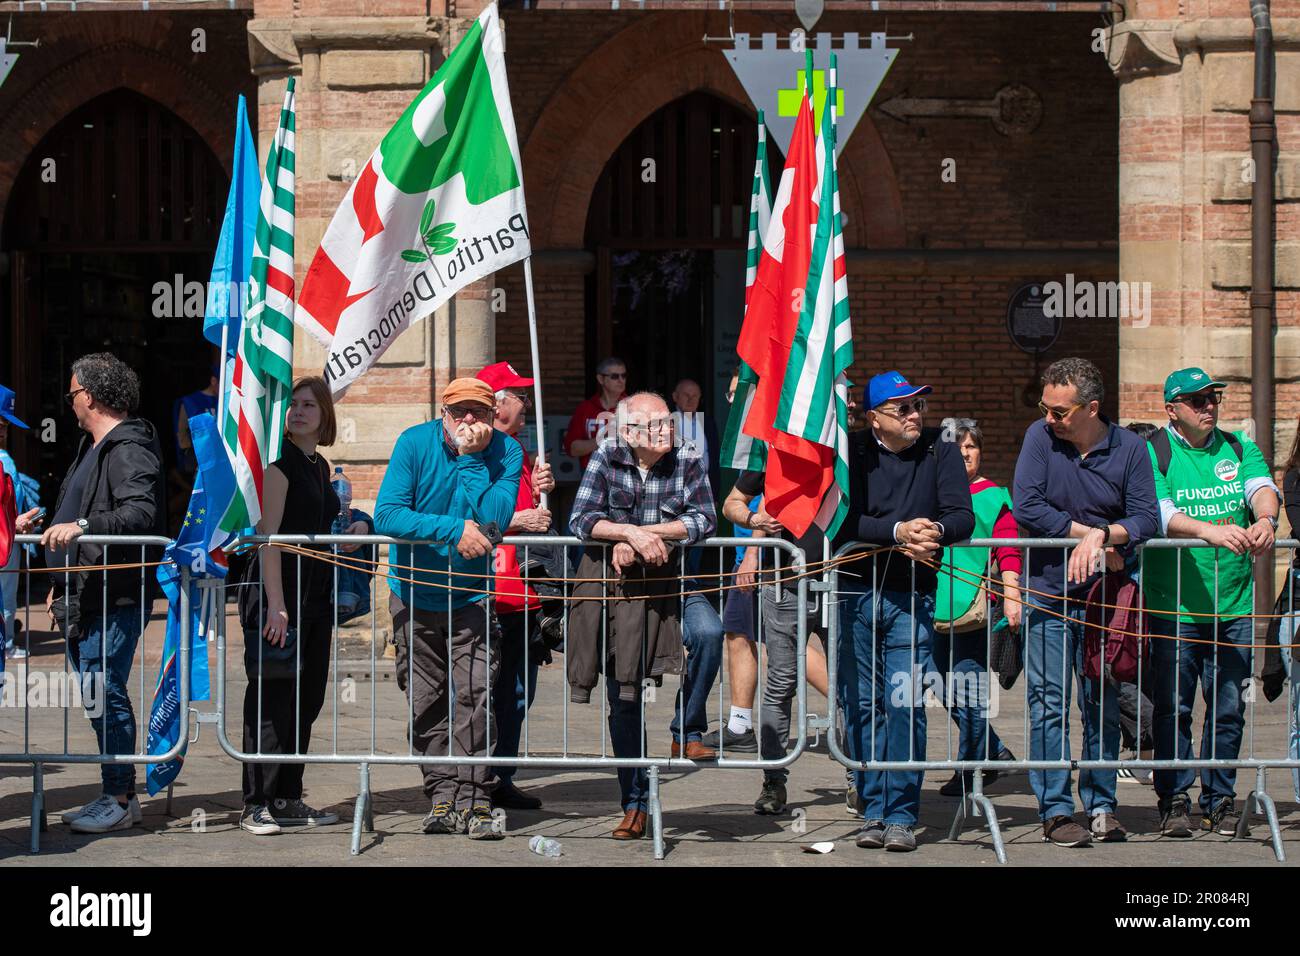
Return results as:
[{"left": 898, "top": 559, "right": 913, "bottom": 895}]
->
[{"left": 1175, "top": 391, "right": 1223, "bottom": 411}]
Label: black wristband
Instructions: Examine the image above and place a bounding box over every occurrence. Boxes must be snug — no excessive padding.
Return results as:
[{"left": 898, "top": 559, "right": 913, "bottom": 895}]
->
[{"left": 1096, "top": 524, "right": 1111, "bottom": 545}]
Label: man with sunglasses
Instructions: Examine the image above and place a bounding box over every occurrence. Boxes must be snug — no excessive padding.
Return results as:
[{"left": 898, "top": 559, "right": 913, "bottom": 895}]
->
[
  {"left": 374, "top": 377, "right": 523, "bottom": 839},
  {"left": 1013, "top": 357, "right": 1159, "bottom": 847},
  {"left": 835, "top": 372, "right": 975, "bottom": 852},
  {"left": 1139, "top": 368, "right": 1279, "bottom": 838},
  {"left": 563, "top": 356, "right": 628, "bottom": 470}
]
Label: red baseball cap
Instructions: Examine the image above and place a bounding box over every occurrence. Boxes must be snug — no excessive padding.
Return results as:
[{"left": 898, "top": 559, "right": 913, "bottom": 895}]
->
[{"left": 476, "top": 361, "right": 534, "bottom": 392}]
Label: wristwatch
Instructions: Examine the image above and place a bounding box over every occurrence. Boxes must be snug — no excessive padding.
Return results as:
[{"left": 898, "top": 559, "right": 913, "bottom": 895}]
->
[
  {"left": 1265, "top": 515, "right": 1279, "bottom": 531},
  {"left": 76, "top": 518, "right": 90, "bottom": 533},
  {"left": 1095, "top": 523, "right": 1111, "bottom": 545}
]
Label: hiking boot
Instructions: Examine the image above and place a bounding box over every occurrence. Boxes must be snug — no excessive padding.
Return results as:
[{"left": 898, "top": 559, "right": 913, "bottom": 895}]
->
[
  {"left": 1090, "top": 812, "right": 1127, "bottom": 842},
  {"left": 465, "top": 805, "right": 505, "bottom": 840},
  {"left": 855, "top": 819, "right": 886, "bottom": 849},
  {"left": 240, "top": 804, "right": 282, "bottom": 836},
  {"left": 701, "top": 725, "right": 758, "bottom": 753},
  {"left": 69, "top": 796, "right": 133, "bottom": 834},
  {"left": 1201, "top": 798, "right": 1243, "bottom": 837},
  {"left": 753, "top": 779, "right": 787, "bottom": 815},
  {"left": 1042, "top": 815, "right": 1091, "bottom": 847},
  {"left": 883, "top": 824, "right": 917, "bottom": 852},
  {"left": 422, "top": 801, "right": 462, "bottom": 835},
  {"left": 1159, "top": 796, "right": 1192, "bottom": 838},
  {"left": 270, "top": 798, "right": 339, "bottom": 827}
]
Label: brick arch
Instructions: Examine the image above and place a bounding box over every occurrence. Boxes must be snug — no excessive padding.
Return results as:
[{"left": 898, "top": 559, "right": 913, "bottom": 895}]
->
[
  {"left": 522, "top": 12, "right": 905, "bottom": 249},
  {"left": 0, "top": 41, "right": 234, "bottom": 240}
]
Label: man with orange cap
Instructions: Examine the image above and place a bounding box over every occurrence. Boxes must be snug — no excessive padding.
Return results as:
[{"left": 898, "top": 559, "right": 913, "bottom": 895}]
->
[{"left": 374, "top": 376, "right": 523, "bottom": 840}]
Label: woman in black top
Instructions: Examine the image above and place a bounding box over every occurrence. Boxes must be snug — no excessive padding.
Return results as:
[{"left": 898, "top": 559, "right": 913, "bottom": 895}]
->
[
  {"left": 240, "top": 376, "right": 366, "bottom": 835},
  {"left": 1263, "top": 434, "right": 1300, "bottom": 803}
]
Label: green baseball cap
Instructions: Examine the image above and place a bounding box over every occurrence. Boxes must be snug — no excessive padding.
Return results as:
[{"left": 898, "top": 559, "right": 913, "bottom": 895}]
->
[{"left": 1164, "top": 367, "right": 1226, "bottom": 403}]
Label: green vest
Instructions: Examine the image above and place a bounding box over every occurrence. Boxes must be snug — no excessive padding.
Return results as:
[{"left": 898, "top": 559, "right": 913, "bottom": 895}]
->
[{"left": 934, "top": 484, "right": 1012, "bottom": 624}]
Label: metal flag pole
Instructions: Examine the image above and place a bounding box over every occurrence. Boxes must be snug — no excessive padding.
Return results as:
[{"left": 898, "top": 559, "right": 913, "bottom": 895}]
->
[
  {"left": 217, "top": 324, "right": 229, "bottom": 425},
  {"left": 523, "top": 256, "right": 548, "bottom": 510}
]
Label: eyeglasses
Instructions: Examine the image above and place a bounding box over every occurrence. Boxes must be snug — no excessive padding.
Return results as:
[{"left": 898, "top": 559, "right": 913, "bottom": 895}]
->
[
  {"left": 503, "top": 391, "right": 533, "bottom": 410},
  {"left": 600, "top": 371, "right": 627, "bottom": 380},
  {"left": 1175, "top": 391, "right": 1223, "bottom": 411},
  {"left": 444, "top": 403, "right": 493, "bottom": 421},
  {"left": 626, "top": 418, "right": 674, "bottom": 434},
  {"left": 1037, "top": 400, "right": 1085, "bottom": 423},
  {"left": 64, "top": 388, "right": 87, "bottom": 407},
  {"left": 876, "top": 398, "right": 927, "bottom": 419}
]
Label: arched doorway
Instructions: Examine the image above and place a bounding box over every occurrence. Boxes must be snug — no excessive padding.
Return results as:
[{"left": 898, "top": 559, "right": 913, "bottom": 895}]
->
[
  {"left": 2, "top": 88, "right": 227, "bottom": 516},
  {"left": 584, "top": 92, "right": 775, "bottom": 428}
]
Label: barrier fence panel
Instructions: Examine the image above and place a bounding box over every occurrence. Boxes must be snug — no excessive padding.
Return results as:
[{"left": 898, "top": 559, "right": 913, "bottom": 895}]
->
[
  {"left": 824, "top": 537, "right": 1299, "bottom": 864},
  {"left": 215, "top": 534, "right": 809, "bottom": 858},
  {"left": 0, "top": 534, "right": 190, "bottom": 853}
]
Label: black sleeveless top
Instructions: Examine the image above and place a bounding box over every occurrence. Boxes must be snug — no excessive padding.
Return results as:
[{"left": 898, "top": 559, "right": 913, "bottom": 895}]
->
[{"left": 269, "top": 442, "right": 340, "bottom": 623}]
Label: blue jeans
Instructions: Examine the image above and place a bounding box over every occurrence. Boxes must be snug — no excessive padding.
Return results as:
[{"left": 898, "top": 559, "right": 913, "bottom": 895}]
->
[
  {"left": 67, "top": 605, "right": 144, "bottom": 796},
  {"left": 1149, "top": 615, "right": 1250, "bottom": 812},
  {"left": 668, "top": 593, "right": 724, "bottom": 744},
  {"left": 1025, "top": 596, "right": 1119, "bottom": 821},
  {"left": 1282, "top": 571, "right": 1300, "bottom": 802},
  {"left": 931, "top": 625, "right": 1006, "bottom": 762},
  {"left": 490, "top": 611, "right": 540, "bottom": 787},
  {"left": 838, "top": 586, "right": 932, "bottom": 827},
  {"left": 608, "top": 678, "right": 647, "bottom": 812}
]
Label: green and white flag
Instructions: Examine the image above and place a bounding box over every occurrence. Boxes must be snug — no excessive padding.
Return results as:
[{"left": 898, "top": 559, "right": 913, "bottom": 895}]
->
[
  {"left": 220, "top": 80, "right": 297, "bottom": 533},
  {"left": 297, "top": 2, "right": 531, "bottom": 396},
  {"left": 720, "top": 112, "right": 772, "bottom": 473},
  {"left": 773, "top": 62, "right": 852, "bottom": 538}
]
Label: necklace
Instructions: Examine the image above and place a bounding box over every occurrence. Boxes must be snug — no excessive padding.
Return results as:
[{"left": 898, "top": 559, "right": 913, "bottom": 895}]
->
[{"left": 303, "top": 448, "right": 319, "bottom": 465}]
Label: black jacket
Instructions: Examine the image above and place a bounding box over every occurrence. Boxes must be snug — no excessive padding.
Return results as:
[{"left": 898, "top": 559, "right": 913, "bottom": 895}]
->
[
  {"left": 52, "top": 417, "right": 167, "bottom": 617},
  {"left": 834, "top": 426, "right": 975, "bottom": 594}
]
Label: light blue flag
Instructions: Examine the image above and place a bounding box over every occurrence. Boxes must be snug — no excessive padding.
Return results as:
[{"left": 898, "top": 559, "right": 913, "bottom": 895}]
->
[
  {"left": 145, "top": 413, "right": 235, "bottom": 794},
  {"left": 204, "top": 95, "right": 261, "bottom": 354}
]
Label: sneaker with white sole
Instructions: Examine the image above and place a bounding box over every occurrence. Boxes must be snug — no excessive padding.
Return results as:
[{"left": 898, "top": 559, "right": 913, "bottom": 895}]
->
[
  {"left": 269, "top": 798, "right": 339, "bottom": 827},
  {"left": 69, "top": 796, "right": 133, "bottom": 834},
  {"left": 240, "top": 805, "right": 282, "bottom": 836},
  {"left": 62, "top": 794, "right": 141, "bottom": 826}
]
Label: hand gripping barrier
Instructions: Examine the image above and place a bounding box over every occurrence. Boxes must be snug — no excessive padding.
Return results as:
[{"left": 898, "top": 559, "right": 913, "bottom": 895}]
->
[
  {"left": 0, "top": 534, "right": 190, "bottom": 853},
  {"left": 216, "top": 533, "right": 810, "bottom": 859}
]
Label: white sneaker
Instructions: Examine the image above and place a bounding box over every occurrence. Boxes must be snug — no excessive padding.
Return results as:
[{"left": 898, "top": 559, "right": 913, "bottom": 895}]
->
[
  {"left": 62, "top": 794, "right": 142, "bottom": 826},
  {"left": 69, "top": 796, "right": 134, "bottom": 833}
]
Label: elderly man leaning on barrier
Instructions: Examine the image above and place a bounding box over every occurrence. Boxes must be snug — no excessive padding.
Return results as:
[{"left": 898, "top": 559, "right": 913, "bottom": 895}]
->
[
  {"left": 1013, "top": 357, "right": 1160, "bottom": 848},
  {"left": 568, "top": 391, "right": 717, "bottom": 841},
  {"left": 43, "top": 353, "right": 167, "bottom": 835},
  {"left": 374, "top": 377, "right": 522, "bottom": 840},
  {"left": 1140, "top": 368, "right": 1279, "bottom": 839},
  {"left": 834, "top": 371, "right": 975, "bottom": 854},
  {"left": 476, "top": 361, "right": 555, "bottom": 812}
]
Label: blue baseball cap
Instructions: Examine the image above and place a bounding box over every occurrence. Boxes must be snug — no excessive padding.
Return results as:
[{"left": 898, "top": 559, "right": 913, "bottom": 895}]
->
[
  {"left": 866, "top": 371, "right": 932, "bottom": 410},
  {"left": 0, "top": 384, "right": 29, "bottom": 429}
]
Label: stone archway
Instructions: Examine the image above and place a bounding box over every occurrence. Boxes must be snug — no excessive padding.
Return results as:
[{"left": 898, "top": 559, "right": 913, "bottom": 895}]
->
[{"left": 522, "top": 11, "right": 906, "bottom": 250}]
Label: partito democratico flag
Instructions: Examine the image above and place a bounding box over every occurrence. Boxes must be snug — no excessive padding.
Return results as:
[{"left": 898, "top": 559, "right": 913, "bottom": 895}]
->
[{"left": 297, "top": 2, "right": 530, "bottom": 396}]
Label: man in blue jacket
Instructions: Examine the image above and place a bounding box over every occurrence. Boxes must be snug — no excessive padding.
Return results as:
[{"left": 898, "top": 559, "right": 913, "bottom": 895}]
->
[
  {"left": 835, "top": 372, "right": 975, "bottom": 853},
  {"left": 1013, "top": 357, "right": 1159, "bottom": 848},
  {"left": 375, "top": 377, "right": 522, "bottom": 840}
]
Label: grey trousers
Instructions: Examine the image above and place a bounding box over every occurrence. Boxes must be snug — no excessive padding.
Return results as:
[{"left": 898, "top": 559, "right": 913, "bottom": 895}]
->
[
  {"left": 391, "top": 594, "right": 500, "bottom": 809},
  {"left": 758, "top": 585, "right": 819, "bottom": 783}
]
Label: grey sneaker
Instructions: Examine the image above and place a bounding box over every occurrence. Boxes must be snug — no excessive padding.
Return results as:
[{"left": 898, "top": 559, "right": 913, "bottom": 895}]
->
[
  {"left": 422, "top": 801, "right": 463, "bottom": 835},
  {"left": 1201, "top": 798, "right": 1243, "bottom": 836},
  {"left": 63, "top": 794, "right": 141, "bottom": 826},
  {"left": 465, "top": 805, "right": 505, "bottom": 840},
  {"left": 240, "top": 804, "right": 282, "bottom": 836},
  {"left": 270, "top": 798, "right": 339, "bottom": 827},
  {"left": 700, "top": 725, "right": 758, "bottom": 753},
  {"left": 1042, "top": 815, "right": 1092, "bottom": 847},
  {"left": 753, "top": 778, "right": 787, "bottom": 815},
  {"left": 845, "top": 769, "right": 863, "bottom": 816},
  {"left": 69, "top": 796, "right": 133, "bottom": 834},
  {"left": 1159, "top": 796, "right": 1193, "bottom": 838},
  {"left": 855, "top": 819, "right": 886, "bottom": 849},
  {"left": 883, "top": 824, "right": 917, "bottom": 852},
  {"left": 1090, "top": 812, "right": 1127, "bottom": 843}
]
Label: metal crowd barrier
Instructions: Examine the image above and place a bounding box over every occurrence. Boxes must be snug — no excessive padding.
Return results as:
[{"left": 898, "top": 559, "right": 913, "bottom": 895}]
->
[
  {"left": 216, "top": 534, "right": 809, "bottom": 859},
  {"left": 824, "top": 537, "right": 1300, "bottom": 864},
  {"left": 0, "top": 534, "right": 190, "bottom": 853}
]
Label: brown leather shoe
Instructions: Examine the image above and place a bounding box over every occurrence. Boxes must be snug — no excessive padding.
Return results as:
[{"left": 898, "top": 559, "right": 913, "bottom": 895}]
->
[
  {"left": 670, "top": 740, "right": 718, "bottom": 760},
  {"left": 612, "top": 809, "right": 648, "bottom": 840}
]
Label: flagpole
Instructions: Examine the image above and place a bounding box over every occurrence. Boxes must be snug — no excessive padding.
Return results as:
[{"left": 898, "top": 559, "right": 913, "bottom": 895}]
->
[
  {"left": 523, "top": 256, "right": 548, "bottom": 510},
  {"left": 217, "top": 324, "right": 229, "bottom": 425}
]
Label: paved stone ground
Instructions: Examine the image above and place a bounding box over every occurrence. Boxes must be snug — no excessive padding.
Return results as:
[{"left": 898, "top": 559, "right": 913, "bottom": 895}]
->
[{"left": 0, "top": 602, "right": 1297, "bottom": 867}]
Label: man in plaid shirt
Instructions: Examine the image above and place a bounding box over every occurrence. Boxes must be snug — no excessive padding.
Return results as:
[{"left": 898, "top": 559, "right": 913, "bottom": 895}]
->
[{"left": 568, "top": 391, "right": 719, "bottom": 840}]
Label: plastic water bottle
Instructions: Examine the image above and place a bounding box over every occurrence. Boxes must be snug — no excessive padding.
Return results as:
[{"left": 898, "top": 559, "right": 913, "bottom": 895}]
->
[
  {"left": 331, "top": 466, "right": 352, "bottom": 535},
  {"left": 528, "top": 835, "right": 562, "bottom": 858}
]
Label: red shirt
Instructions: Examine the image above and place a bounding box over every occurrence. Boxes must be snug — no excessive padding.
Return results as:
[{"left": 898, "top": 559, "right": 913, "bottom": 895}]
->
[
  {"left": 493, "top": 437, "right": 540, "bottom": 615},
  {"left": 563, "top": 394, "right": 618, "bottom": 470}
]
